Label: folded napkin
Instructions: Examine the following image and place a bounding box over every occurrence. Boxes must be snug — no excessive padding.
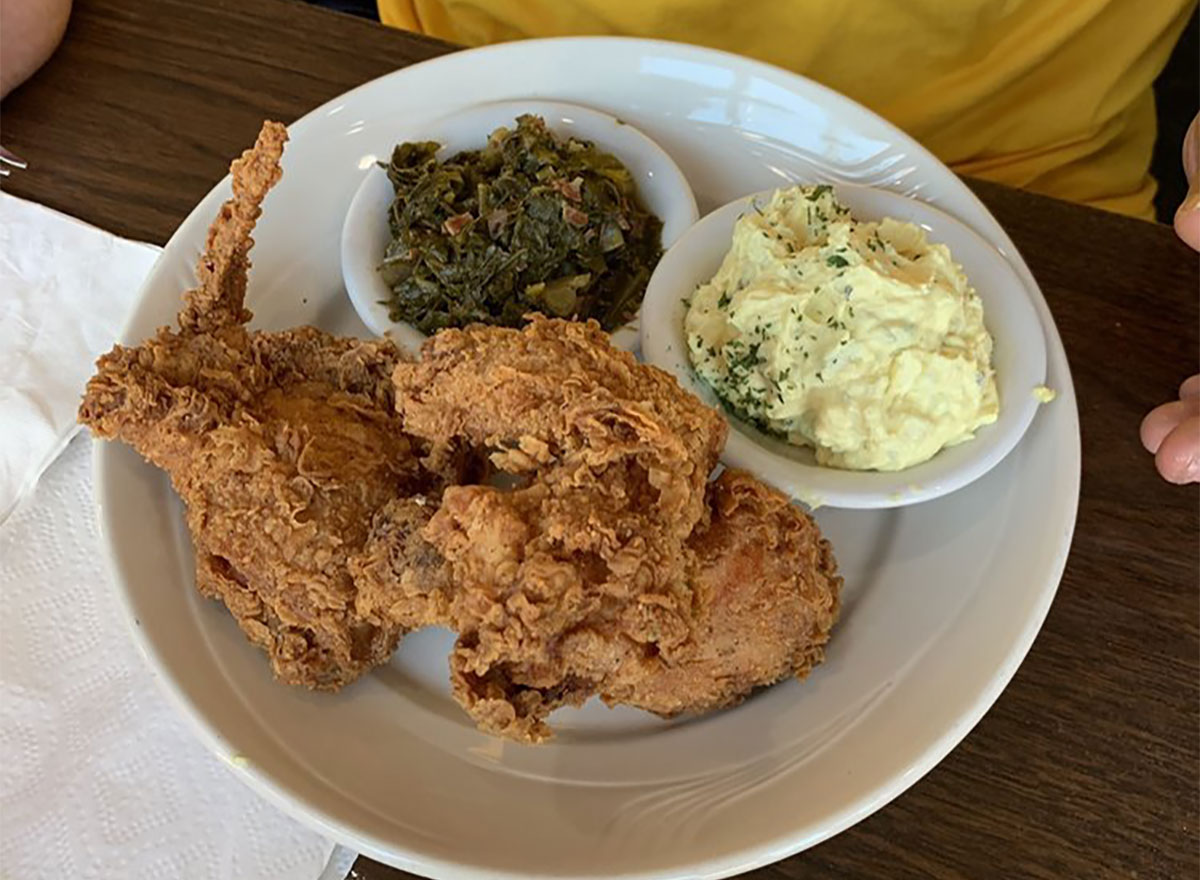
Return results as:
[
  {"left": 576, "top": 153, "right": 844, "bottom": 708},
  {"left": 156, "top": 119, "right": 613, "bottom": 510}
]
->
[
  {"left": 0, "top": 193, "right": 159, "bottom": 525},
  {"left": 0, "top": 194, "right": 354, "bottom": 879}
]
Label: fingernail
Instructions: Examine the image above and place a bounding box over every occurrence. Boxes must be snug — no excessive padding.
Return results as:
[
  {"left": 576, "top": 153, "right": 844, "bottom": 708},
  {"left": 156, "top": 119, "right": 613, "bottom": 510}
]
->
[{"left": 1180, "top": 192, "right": 1200, "bottom": 216}]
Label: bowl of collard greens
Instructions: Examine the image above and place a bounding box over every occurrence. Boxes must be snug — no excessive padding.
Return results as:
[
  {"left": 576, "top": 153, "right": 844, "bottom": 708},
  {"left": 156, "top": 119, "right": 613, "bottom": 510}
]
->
[{"left": 341, "top": 101, "right": 698, "bottom": 355}]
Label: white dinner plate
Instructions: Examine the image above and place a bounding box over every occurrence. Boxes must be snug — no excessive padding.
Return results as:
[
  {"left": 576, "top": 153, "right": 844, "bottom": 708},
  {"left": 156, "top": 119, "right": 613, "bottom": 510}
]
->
[{"left": 95, "top": 37, "right": 1080, "bottom": 880}]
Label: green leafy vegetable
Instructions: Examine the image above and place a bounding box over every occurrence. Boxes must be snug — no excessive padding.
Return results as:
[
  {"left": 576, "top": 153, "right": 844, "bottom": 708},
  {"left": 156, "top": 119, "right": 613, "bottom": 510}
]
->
[{"left": 378, "top": 115, "right": 664, "bottom": 333}]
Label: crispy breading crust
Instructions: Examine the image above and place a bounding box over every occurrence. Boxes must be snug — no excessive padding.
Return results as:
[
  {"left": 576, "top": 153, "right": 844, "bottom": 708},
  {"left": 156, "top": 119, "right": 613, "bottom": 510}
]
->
[
  {"left": 382, "top": 318, "right": 841, "bottom": 742},
  {"left": 81, "top": 122, "right": 842, "bottom": 739},
  {"left": 79, "top": 121, "right": 445, "bottom": 689}
]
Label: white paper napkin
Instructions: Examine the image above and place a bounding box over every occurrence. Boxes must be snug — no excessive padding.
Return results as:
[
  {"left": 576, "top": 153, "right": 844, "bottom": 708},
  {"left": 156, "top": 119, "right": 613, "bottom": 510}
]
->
[
  {"left": 0, "top": 438, "right": 342, "bottom": 879},
  {"left": 0, "top": 195, "right": 357, "bottom": 879},
  {"left": 0, "top": 193, "right": 159, "bottom": 525}
]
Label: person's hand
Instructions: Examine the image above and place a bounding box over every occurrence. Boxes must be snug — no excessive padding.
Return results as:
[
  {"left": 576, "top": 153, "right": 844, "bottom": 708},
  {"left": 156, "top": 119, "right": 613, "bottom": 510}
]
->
[
  {"left": 1140, "top": 113, "right": 1200, "bottom": 485},
  {"left": 1142, "top": 376, "right": 1200, "bottom": 484},
  {"left": 1175, "top": 112, "right": 1200, "bottom": 249}
]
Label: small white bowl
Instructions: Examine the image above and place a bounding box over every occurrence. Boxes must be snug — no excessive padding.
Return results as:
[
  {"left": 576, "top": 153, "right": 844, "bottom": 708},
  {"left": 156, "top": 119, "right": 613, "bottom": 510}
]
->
[
  {"left": 341, "top": 100, "right": 699, "bottom": 355},
  {"left": 640, "top": 186, "right": 1048, "bottom": 509}
]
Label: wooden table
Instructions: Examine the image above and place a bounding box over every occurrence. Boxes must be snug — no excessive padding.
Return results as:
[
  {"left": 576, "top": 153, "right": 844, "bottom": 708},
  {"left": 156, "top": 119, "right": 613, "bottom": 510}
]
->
[{"left": 4, "top": 1, "right": 1197, "bottom": 877}]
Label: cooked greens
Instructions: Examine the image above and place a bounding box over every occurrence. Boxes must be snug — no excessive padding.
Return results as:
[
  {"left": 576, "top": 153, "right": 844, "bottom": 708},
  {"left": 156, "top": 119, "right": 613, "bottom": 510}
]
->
[{"left": 378, "top": 115, "right": 663, "bottom": 333}]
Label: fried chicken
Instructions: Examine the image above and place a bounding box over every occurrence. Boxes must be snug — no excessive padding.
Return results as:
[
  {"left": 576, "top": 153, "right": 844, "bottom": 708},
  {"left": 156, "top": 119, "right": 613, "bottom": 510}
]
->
[
  {"left": 79, "top": 122, "right": 443, "bottom": 689},
  {"left": 374, "top": 318, "right": 841, "bottom": 741},
  {"left": 81, "top": 121, "right": 842, "bottom": 737},
  {"left": 393, "top": 316, "right": 727, "bottom": 538},
  {"left": 600, "top": 469, "right": 840, "bottom": 716}
]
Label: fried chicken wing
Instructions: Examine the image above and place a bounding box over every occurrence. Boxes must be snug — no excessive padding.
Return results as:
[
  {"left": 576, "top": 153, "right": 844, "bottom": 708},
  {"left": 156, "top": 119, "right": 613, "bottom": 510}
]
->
[
  {"left": 79, "top": 122, "right": 442, "bottom": 689},
  {"left": 382, "top": 319, "right": 840, "bottom": 741}
]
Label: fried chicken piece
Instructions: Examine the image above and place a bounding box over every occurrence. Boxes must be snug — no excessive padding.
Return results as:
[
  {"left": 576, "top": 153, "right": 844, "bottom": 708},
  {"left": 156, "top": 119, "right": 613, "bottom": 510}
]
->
[
  {"left": 600, "top": 469, "right": 840, "bottom": 715},
  {"left": 352, "top": 496, "right": 456, "bottom": 630},
  {"left": 79, "top": 122, "right": 442, "bottom": 689},
  {"left": 415, "top": 469, "right": 840, "bottom": 741},
  {"left": 394, "top": 316, "right": 728, "bottom": 542},
  {"left": 380, "top": 318, "right": 840, "bottom": 741}
]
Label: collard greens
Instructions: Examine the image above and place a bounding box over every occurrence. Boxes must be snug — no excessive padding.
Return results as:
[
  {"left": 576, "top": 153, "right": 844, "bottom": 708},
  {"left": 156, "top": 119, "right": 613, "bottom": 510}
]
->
[{"left": 379, "top": 115, "right": 663, "bottom": 333}]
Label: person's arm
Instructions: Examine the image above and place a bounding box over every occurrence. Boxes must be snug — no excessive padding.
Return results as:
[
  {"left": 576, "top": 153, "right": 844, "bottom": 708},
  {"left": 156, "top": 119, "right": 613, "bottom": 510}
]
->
[{"left": 1, "top": 0, "right": 73, "bottom": 99}]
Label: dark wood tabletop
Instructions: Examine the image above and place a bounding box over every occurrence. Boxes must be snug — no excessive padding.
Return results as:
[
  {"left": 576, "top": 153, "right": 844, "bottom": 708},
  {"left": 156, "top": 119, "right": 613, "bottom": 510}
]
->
[{"left": 4, "top": 0, "right": 1197, "bottom": 877}]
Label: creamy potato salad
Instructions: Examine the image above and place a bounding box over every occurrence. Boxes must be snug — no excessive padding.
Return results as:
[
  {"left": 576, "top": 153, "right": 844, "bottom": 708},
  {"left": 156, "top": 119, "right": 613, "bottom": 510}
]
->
[{"left": 685, "top": 185, "right": 998, "bottom": 471}]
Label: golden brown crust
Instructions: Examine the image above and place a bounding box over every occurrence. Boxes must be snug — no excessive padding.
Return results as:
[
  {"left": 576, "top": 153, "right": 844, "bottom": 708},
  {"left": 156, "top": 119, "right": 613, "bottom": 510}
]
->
[
  {"left": 80, "top": 121, "right": 842, "bottom": 736},
  {"left": 386, "top": 319, "right": 840, "bottom": 742},
  {"left": 79, "top": 122, "right": 443, "bottom": 690},
  {"left": 180, "top": 120, "right": 287, "bottom": 334},
  {"left": 601, "top": 469, "right": 842, "bottom": 717},
  {"left": 394, "top": 315, "right": 727, "bottom": 531}
]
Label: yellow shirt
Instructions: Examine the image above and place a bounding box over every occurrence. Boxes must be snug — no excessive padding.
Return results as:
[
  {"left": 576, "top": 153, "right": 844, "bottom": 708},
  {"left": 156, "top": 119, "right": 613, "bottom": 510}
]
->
[{"left": 379, "top": 0, "right": 1196, "bottom": 219}]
